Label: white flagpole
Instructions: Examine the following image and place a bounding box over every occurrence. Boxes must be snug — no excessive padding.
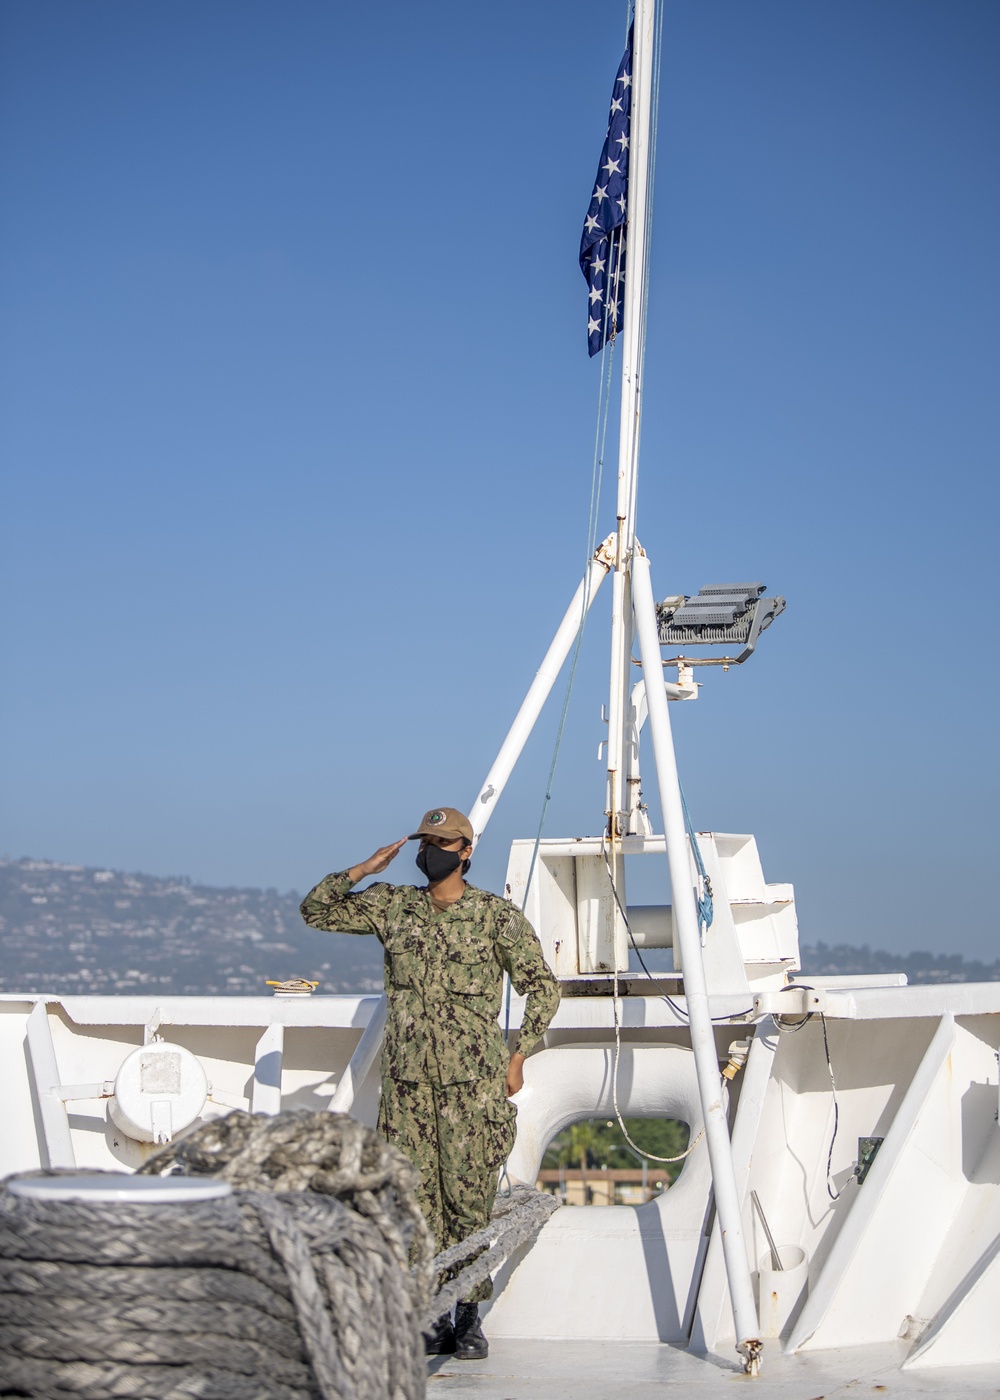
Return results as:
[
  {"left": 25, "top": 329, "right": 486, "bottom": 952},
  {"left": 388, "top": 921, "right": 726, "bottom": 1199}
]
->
[
  {"left": 605, "top": 0, "right": 654, "bottom": 842},
  {"left": 605, "top": 0, "right": 763, "bottom": 1371}
]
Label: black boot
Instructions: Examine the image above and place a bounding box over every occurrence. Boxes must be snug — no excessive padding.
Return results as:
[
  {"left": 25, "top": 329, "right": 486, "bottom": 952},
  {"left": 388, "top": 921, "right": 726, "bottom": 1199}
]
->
[
  {"left": 453, "top": 1300, "right": 488, "bottom": 1360},
  {"left": 422, "top": 1311, "right": 455, "bottom": 1355}
]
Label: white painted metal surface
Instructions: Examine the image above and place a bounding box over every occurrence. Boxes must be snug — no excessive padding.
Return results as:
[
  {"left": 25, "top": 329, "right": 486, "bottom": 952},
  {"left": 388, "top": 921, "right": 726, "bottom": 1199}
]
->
[
  {"left": 757, "top": 1246, "right": 808, "bottom": 1338},
  {"left": 489, "top": 1043, "right": 711, "bottom": 1342},
  {"left": 633, "top": 547, "right": 761, "bottom": 1355},
  {"left": 3, "top": 983, "right": 1000, "bottom": 1384},
  {"left": 504, "top": 838, "right": 630, "bottom": 976},
  {"left": 427, "top": 1338, "right": 1000, "bottom": 1399},
  {"left": 327, "top": 994, "right": 386, "bottom": 1115},
  {"left": 24, "top": 1000, "right": 76, "bottom": 1168},
  {"left": 251, "top": 1022, "right": 284, "bottom": 1115},
  {"left": 505, "top": 829, "right": 797, "bottom": 988},
  {"left": 506, "top": 1043, "right": 706, "bottom": 1190}
]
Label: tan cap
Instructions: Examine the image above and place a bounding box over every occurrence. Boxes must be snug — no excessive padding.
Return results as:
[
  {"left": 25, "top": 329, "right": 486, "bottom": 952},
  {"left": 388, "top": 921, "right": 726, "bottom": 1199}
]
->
[{"left": 409, "top": 807, "right": 474, "bottom": 844}]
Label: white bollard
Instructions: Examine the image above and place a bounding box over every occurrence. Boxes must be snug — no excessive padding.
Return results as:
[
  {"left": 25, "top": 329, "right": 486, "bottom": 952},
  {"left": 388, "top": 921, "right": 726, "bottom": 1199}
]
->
[{"left": 758, "top": 1247, "right": 809, "bottom": 1338}]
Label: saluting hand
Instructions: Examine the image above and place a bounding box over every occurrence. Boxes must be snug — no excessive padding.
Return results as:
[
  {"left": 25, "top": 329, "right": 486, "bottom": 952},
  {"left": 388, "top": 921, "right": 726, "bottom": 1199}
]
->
[{"left": 349, "top": 839, "right": 407, "bottom": 883}]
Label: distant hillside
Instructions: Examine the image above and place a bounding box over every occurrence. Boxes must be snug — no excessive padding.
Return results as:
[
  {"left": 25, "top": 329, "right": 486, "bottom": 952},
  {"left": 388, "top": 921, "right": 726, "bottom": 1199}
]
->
[
  {"left": 1, "top": 858, "right": 997, "bottom": 996},
  {"left": 0, "top": 858, "right": 383, "bottom": 996},
  {"left": 799, "top": 940, "right": 1000, "bottom": 984}
]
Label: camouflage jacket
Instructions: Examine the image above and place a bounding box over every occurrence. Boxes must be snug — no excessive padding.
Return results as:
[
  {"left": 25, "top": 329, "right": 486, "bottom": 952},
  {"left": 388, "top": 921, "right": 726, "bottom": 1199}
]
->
[{"left": 300, "top": 873, "right": 560, "bottom": 1086}]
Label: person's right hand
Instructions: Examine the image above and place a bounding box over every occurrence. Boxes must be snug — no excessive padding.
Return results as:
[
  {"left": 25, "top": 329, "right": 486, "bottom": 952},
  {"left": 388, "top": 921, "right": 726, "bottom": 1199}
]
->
[{"left": 349, "top": 839, "right": 407, "bottom": 883}]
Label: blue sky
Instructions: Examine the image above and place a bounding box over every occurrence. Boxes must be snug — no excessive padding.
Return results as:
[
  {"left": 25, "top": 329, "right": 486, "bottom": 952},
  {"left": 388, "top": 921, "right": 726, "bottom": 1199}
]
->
[{"left": 2, "top": 1, "right": 997, "bottom": 960}]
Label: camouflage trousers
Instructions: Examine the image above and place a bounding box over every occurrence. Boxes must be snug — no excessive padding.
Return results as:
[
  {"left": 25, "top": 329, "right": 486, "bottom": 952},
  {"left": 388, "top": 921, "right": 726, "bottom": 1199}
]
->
[{"left": 378, "top": 1075, "right": 516, "bottom": 1304}]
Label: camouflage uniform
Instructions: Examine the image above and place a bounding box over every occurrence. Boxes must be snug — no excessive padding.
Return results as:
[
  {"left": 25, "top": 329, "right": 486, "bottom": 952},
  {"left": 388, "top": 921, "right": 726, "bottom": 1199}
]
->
[{"left": 300, "top": 872, "right": 560, "bottom": 1299}]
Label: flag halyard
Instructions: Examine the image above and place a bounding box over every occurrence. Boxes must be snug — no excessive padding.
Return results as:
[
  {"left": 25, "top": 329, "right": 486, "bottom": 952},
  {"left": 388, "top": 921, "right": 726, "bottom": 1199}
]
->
[{"left": 580, "top": 27, "right": 633, "bottom": 357}]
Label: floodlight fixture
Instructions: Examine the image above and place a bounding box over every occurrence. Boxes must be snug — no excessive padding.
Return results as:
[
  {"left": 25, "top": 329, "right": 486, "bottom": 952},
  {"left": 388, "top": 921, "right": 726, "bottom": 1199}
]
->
[{"left": 655, "top": 582, "right": 785, "bottom": 666}]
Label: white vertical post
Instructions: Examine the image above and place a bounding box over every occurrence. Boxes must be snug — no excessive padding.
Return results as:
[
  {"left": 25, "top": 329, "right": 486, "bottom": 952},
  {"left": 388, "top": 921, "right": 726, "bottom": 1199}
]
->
[
  {"left": 632, "top": 549, "right": 761, "bottom": 1368},
  {"left": 606, "top": 0, "right": 655, "bottom": 837},
  {"left": 25, "top": 1001, "right": 76, "bottom": 1169},
  {"left": 470, "top": 552, "right": 611, "bottom": 843},
  {"left": 328, "top": 997, "right": 388, "bottom": 1115},
  {"left": 251, "top": 1023, "right": 284, "bottom": 1115},
  {"left": 605, "top": 568, "right": 633, "bottom": 834}
]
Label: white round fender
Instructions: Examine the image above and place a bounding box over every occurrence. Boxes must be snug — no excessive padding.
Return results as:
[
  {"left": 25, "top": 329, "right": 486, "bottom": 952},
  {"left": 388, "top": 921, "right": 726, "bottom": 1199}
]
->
[{"left": 109, "top": 1041, "right": 208, "bottom": 1145}]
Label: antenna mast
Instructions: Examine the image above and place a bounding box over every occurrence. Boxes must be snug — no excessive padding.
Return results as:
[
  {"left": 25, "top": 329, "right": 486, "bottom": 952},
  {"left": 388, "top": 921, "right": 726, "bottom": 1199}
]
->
[{"left": 605, "top": 0, "right": 655, "bottom": 841}]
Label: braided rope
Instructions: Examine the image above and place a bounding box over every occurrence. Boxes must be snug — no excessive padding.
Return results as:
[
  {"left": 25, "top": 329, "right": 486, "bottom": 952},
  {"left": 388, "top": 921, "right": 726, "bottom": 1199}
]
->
[
  {"left": 2, "top": 1112, "right": 432, "bottom": 1400},
  {"left": 1, "top": 1112, "right": 560, "bottom": 1398},
  {"left": 424, "top": 1184, "right": 559, "bottom": 1326}
]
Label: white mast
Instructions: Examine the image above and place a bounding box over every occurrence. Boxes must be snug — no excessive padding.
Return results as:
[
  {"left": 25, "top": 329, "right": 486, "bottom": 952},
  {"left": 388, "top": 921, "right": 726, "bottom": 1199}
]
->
[
  {"left": 606, "top": 0, "right": 763, "bottom": 1370},
  {"left": 605, "top": 0, "right": 655, "bottom": 841}
]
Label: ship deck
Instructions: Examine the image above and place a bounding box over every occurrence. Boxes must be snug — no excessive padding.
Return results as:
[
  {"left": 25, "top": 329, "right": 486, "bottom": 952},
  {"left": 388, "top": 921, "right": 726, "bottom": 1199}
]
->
[{"left": 428, "top": 1338, "right": 995, "bottom": 1398}]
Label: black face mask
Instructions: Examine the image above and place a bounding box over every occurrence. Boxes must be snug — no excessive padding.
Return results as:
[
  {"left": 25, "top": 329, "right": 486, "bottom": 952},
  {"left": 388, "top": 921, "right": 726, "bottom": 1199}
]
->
[{"left": 416, "top": 844, "right": 464, "bottom": 883}]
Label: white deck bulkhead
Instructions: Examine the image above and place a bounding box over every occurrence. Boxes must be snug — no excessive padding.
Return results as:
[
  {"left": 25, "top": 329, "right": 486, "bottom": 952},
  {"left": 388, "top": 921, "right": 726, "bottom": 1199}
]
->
[{"left": 3, "top": 982, "right": 1000, "bottom": 1371}]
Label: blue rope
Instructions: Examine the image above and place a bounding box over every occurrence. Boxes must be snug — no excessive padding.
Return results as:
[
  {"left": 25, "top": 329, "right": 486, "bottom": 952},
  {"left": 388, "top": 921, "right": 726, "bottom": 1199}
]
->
[{"left": 679, "top": 784, "right": 714, "bottom": 932}]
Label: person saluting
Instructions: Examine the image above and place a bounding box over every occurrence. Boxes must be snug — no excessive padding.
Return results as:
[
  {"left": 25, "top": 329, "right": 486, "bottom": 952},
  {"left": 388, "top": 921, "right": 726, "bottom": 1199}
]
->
[{"left": 300, "top": 807, "right": 560, "bottom": 1360}]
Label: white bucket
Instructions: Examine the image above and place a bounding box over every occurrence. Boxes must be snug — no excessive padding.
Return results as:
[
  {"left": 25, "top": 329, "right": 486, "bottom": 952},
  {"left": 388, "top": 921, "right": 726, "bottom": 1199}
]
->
[{"left": 757, "top": 1246, "right": 809, "bottom": 1338}]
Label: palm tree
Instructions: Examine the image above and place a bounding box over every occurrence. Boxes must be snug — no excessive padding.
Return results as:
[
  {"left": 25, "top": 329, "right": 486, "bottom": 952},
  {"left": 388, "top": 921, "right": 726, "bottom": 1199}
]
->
[
  {"left": 542, "top": 1117, "right": 691, "bottom": 1195},
  {"left": 548, "top": 1121, "right": 609, "bottom": 1202}
]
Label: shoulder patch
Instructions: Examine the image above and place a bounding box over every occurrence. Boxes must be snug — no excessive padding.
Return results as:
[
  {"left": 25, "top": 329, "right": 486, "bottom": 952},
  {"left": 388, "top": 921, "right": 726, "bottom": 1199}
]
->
[
  {"left": 355, "top": 881, "right": 390, "bottom": 904},
  {"left": 497, "top": 912, "right": 521, "bottom": 948}
]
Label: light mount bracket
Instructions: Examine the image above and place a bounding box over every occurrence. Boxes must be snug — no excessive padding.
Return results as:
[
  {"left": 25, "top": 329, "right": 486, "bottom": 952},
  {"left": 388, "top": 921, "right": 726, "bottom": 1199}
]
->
[{"left": 654, "top": 582, "right": 786, "bottom": 669}]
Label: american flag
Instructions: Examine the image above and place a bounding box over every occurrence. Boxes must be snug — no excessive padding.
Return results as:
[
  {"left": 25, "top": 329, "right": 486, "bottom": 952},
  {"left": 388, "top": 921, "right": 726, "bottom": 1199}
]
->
[{"left": 580, "top": 27, "right": 633, "bottom": 357}]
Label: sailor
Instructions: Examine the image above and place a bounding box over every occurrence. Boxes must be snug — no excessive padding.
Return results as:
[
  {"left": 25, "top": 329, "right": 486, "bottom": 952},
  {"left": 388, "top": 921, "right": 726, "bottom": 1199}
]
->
[{"left": 300, "top": 806, "right": 560, "bottom": 1361}]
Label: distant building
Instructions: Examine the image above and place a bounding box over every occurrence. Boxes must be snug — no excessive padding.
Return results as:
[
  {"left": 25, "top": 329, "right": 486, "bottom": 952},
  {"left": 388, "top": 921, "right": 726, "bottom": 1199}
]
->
[{"left": 536, "top": 1168, "right": 668, "bottom": 1206}]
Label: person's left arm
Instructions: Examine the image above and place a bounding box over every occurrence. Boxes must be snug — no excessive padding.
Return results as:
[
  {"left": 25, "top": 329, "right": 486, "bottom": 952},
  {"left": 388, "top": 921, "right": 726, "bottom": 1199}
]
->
[{"left": 495, "top": 907, "right": 561, "bottom": 1096}]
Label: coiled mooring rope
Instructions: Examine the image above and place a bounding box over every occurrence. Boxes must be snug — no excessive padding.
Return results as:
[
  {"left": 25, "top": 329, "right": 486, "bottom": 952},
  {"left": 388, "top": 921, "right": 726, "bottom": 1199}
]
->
[
  {"left": 0, "top": 1113, "right": 431, "bottom": 1400},
  {"left": 0, "top": 1110, "right": 558, "bottom": 1400}
]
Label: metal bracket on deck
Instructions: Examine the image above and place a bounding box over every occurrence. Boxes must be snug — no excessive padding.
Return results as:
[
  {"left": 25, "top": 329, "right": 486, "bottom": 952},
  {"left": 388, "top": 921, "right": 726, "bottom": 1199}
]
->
[
  {"left": 753, "top": 986, "right": 827, "bottom": 1019},
  {"left": 740, "top": 1337, "right": 763, "bottom": 1376}
]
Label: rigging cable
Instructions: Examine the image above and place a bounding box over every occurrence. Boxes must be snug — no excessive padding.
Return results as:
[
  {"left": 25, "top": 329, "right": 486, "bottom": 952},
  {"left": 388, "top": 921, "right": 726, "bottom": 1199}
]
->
[
  {"left": 515, "top": 236, "right": 619, "bottom": 915},
  {"left": 601, "top": 845, "right": 755, "bottom": 1168},
  {"left": 498, "top": 319, "right": 617, "bottom": 1198},
  {"left": 501, "top": 312, "right": 619, "bottom": 1052},
  {"left": 610, "top": 952, "right": 707, "bottom": 1165},
  {"left": 601, "top": 840, "right": 753, "bottom": 1025},
  {"left": 771, "top": 985, "right": 844, "bottom": 1202},
  {"left": 514, "top": 330, "right": 616, "bottom": 914}
]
